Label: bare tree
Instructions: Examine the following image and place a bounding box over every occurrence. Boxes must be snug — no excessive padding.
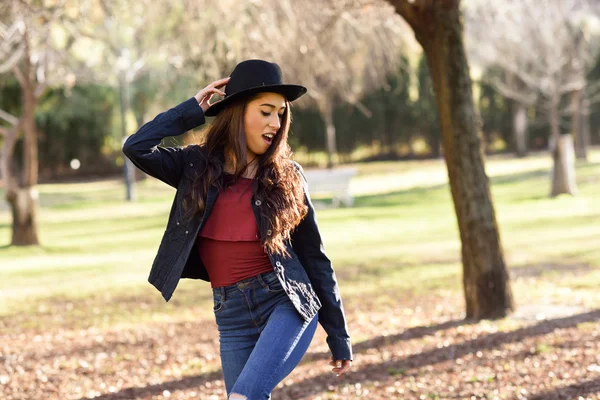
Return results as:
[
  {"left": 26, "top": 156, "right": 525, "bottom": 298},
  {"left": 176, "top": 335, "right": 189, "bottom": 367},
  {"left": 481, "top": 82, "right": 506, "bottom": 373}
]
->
[
  {"left": 178, "top": 0, "right": 409, "bottom": 168},
  {"left": 274, "top": 0, "right": 407, "bottom": 167},
  {"left": 387, "top": 0, "right": 514, "bottom": 319},
  {"left": 570, "top": 24, "right": 596, "bottom": 160},
  {"left": 0, "top": 0, "right": 76, "bottom": 245},
  {"left": 59, "top": 0, "right": 192, "bottom": 201},
  {"left": 465, "top": 0, "right": 600, "bottom": 195}
]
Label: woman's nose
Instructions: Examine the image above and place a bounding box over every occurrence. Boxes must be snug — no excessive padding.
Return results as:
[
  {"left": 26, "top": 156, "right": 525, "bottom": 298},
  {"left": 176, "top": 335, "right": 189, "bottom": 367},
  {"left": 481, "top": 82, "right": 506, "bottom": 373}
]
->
[{"left": 269, "top": 115, "right": 281, "bottom": 130}]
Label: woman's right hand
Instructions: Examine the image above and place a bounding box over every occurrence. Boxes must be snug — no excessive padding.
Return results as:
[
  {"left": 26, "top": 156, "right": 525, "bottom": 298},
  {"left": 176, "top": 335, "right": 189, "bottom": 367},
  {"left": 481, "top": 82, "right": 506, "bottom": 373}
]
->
[{"left": 194, "top": 77, "right": 231, "bottom": 112}]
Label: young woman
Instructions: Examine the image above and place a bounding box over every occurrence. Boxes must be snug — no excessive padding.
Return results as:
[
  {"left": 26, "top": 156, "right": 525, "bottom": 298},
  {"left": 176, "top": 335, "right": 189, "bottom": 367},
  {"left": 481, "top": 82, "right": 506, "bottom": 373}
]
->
[{"left": 122, "top": 59, "right": 352, "bottom": 399}]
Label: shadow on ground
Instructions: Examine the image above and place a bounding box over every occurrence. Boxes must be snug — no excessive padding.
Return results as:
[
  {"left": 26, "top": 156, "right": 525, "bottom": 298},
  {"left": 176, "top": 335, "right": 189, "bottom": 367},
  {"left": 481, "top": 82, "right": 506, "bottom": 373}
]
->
[
  {"left": 302, "top": 318, "right": 469, "bottom": 364},
  {"left": 88, "top": 371, "right": 224, "bottom": 400},
  {"left": 86, "top": 309, "right": 599, "bottom": 399},
  {"left": 278, "top": 309, "right": 600, "bottom": 398},
  {"left": 528, "top": 376, "right": 600, "bottom": 399}
]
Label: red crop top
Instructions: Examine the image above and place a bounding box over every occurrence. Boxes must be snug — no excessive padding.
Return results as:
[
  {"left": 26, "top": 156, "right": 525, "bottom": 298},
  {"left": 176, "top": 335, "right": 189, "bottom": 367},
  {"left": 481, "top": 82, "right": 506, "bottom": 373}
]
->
[{"left": 196, "top": 174, "right": 273, "bottom": 287}]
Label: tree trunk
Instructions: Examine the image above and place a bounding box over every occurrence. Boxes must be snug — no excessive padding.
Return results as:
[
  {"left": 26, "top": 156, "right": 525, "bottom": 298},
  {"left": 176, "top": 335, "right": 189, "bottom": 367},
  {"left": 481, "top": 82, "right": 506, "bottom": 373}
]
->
[
  {"left": 572, "top": 89, "right": 589, "bottom": 161},
  {"left": 550, "top": 91, "right": 578, "bottom": 197},
  {"left": 512, "top": 102, "right": 528, "bottom": 158},
  {"left": 7, "top": 186, "right": 39, "bottom": 245},
  {"left": 319, "top": 99, "right": 338, "bottom": 169},
  {"left": 15, "top": 88, "right": 40, "bottom": 245},
  {"left": 7, "top": 29, "right": 40, "bottom": 246},
  {"left": 572, "top": 28, "right": 589, "bottom": 161},
  {"left": 119, "top": 70, "right": 137, "bottom": 201},
  {"left": 550, "top": 135, "right": 578, "bottom": 197},
  {"left": 390, "top": 0, "right": 513, "bottom": 319},
  {"left": 581, "top": 99, "right": 591, "bottom": 156},
  {"left": 130, "top": 100, "right": 149, "bottom": 182},
  {"left": 427, "top": 125, "right": 442, "bottom": 159}
]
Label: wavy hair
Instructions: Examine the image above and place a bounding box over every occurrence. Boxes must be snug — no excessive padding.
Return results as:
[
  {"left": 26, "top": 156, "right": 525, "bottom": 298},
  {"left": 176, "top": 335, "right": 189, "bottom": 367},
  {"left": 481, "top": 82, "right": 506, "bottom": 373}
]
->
[{"left": 182, "top": 93, "right": 307, "bottom": 257}]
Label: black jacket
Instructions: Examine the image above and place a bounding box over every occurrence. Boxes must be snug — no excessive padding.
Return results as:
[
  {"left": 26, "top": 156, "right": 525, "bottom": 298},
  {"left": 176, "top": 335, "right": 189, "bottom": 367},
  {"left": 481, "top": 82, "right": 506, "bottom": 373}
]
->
[{"left": 122, "top": 97, "right": 352, "bottom": 361}]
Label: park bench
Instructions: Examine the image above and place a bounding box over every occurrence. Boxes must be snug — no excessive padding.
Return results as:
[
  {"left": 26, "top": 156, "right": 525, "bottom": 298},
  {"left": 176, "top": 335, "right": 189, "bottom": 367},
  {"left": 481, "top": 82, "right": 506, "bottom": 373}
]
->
[{"left": 303, "top": 167, "right": 357, "bottom": 207}]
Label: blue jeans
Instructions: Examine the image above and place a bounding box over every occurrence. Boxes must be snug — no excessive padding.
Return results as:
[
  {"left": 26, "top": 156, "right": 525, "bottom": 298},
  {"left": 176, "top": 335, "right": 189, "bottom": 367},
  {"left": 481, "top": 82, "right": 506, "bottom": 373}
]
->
[{"left": 212, "top": 270, "right": 318, "bottom": 399}]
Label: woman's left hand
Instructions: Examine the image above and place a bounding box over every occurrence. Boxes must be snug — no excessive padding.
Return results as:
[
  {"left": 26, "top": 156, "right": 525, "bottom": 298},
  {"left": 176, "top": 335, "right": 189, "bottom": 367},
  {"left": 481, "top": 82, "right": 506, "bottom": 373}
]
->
[{"left": 329, "top": 359, "right": 352, "bottom": 377}]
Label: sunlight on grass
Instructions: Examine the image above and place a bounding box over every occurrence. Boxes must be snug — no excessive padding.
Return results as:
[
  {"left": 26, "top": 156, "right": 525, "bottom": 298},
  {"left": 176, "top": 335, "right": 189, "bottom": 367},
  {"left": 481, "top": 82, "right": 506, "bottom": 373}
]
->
[{"left": 345, "top": 149, "right": 599, "bottom": 196}]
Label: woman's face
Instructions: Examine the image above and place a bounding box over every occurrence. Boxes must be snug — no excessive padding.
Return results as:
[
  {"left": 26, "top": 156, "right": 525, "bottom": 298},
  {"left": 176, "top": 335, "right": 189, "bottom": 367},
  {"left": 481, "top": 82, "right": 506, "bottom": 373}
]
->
[{"left": 243, "top": 92, "right": 286, "bottom": 161}]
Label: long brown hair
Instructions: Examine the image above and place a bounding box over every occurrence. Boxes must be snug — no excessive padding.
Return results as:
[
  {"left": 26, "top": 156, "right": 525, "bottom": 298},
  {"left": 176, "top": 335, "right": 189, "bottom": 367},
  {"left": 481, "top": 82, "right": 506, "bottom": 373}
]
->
[{"left": 183, "top": 93, "right": 307, "bottom": 257}]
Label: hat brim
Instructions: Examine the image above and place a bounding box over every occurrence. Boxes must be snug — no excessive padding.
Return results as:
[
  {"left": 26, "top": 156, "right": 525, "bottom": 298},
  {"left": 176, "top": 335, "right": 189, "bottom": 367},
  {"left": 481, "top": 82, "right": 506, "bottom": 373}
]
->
[{"left": 204, "top": 84, "right": 307, "bottom": 117}]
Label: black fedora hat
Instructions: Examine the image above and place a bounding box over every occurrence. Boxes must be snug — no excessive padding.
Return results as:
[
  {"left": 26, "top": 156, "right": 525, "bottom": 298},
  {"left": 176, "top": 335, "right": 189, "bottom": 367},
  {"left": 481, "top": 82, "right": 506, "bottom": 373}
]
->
[{"left": 204, "top": 59, "right": 307, "bottom": 117}]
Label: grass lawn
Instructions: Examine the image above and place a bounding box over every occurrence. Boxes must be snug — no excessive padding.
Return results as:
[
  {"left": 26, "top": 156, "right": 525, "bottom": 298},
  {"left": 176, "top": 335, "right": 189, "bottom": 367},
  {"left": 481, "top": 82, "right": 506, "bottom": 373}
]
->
[{"left": 1, "top": 149, "right": 599, "bottom": 399}]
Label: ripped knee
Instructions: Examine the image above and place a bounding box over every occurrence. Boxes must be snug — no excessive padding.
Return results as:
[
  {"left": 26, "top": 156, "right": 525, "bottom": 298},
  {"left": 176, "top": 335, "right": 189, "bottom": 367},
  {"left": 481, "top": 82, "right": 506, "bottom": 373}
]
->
[{"left": 229, "top": 393, "right": 247, "bottom": 400}]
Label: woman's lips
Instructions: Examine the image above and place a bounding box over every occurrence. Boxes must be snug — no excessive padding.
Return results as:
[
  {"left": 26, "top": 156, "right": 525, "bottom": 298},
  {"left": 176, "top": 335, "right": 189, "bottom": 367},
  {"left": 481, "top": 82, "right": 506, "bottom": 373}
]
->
[{"left": 262, "top": 134, "right": 274, "bottom": 145}]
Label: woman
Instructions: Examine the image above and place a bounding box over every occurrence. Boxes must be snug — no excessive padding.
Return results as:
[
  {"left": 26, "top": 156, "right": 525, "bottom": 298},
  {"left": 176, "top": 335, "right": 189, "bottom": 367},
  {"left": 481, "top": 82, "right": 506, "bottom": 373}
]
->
[{"left": 122, "top": 59, "right": 352, "bottom": 399}]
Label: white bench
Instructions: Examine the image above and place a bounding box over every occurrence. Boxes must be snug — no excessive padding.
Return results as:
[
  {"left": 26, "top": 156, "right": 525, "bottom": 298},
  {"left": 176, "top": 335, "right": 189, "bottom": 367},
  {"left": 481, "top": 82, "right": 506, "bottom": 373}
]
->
[{"left": 303, "top": 167, "right": 357, "bottom": 207}]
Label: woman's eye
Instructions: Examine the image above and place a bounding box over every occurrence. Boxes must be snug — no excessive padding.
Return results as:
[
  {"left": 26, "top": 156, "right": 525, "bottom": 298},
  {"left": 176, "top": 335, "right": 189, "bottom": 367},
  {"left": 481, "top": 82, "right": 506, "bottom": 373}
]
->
[
  {"left": 278, "top": 114, "right": 284, "bottom": 119},
  {"left": 261, "top": 111, "right": 270, "bottom": 117}
]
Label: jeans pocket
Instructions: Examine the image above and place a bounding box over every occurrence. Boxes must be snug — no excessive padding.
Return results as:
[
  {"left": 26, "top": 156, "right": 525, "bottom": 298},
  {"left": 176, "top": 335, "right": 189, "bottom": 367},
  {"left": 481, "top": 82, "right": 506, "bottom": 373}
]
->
[
  {"left": 213, "top": 293, "right": 225, "bottom": 313},
  {"left": 262, "top": 273, "right": 285, "bottom": 293}
]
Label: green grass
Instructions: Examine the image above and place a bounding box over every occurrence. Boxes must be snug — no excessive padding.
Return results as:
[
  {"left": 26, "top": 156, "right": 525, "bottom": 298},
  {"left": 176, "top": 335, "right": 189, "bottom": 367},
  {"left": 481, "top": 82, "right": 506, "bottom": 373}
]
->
[{"left": 1, "top": 149, "right": 599, "bottom": 330}]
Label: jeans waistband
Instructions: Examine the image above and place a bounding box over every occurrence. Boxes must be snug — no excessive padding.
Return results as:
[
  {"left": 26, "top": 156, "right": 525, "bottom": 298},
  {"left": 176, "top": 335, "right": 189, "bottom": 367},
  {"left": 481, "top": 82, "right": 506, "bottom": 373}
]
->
[{"left": 212, "top": 270, "right": 277, "bottom": 301}]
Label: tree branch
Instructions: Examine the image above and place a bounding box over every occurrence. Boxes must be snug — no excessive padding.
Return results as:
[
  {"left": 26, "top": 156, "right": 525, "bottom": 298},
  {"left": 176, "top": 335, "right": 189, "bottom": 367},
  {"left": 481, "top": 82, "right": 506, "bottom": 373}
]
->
[
  {"left": 0, "top": 118, "right": 21, "bottom": 193},
  {"left": 12, "top": 65, "right": 26, "bottom": 87},
  {"left": 0, "top": 109, "right": 19, "bottom": 126},
  {"left": 485, "top": 76, "right": 538, "bottom": 105},
  {"left": 387, "top": 0, "right": 421, "bottom": 31}
]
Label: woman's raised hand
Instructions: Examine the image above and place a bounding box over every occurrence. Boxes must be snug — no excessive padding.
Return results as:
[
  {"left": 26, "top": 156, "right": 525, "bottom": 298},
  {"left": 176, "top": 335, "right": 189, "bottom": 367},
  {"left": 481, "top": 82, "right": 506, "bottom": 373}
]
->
[{"left": 194, "top": 77, "right": 231, "bottom": 112}]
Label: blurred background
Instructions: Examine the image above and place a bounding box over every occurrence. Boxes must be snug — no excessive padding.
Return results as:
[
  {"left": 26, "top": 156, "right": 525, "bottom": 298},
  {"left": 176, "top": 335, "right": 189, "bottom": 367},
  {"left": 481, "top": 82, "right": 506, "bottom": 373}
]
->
[{"left": 1, "top": 0, "right": 600, "bottom": 399}]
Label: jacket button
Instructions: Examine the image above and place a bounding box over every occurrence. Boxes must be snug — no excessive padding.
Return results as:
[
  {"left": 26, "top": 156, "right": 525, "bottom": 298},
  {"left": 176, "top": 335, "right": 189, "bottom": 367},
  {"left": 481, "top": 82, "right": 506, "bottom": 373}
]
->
[
  {"left": 190, "top": 163, "right": 193, "bottom": 166},
  {"left": 266, "top": 229, "right": 272, "bottom": 235},
  {"left": 255, "top": 200, "right": 262, "bottom": 206},
  {"left": 276, "top": 261, "right": 282, "bottom": 267},
  {"left": 185, "top": 230, "right": 189, "bottom": 234},
  {"left": 176, "top": 222, "right": 180, "bottom": 225}
]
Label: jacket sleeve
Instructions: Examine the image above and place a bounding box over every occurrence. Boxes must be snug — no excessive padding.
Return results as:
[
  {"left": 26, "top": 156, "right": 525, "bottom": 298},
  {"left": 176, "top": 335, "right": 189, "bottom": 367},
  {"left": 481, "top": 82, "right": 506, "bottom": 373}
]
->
[
  {"left": 122, "top": 97, "right": 206, "bottom": 188},
  {"left": 291, "top": 162, "right": 353, "bottom": 361}
]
